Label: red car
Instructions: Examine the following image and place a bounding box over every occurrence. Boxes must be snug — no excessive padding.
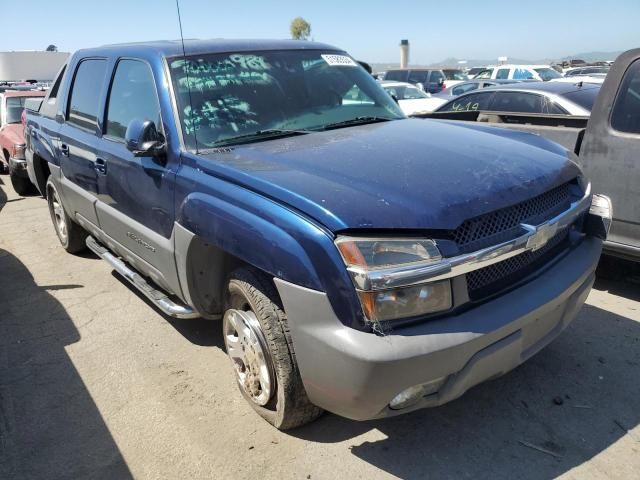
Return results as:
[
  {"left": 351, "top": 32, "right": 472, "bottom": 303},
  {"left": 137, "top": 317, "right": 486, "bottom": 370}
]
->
[{"left": 0, "top": 89, "right": 46, "bottom": 194}]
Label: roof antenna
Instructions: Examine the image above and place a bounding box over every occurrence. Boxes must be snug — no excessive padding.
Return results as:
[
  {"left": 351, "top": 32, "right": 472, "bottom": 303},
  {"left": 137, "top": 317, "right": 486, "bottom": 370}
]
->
[{"left": 175, "top": 0, "right": 198, "bottom": 152}]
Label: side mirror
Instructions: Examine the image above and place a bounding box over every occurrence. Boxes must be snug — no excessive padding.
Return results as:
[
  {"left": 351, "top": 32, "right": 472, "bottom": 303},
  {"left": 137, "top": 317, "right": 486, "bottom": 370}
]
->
[
  {"left": 125, "top": 119, "right": 165, "bottom": 157},
  {"left": 391, "top": 94, "right": 399, "bottom": 104},
  {"left": 438, "top": 77, "right": 445, "bottom": 86},
  {"left": 416, "top": 82, "right": 425, "bottom": 91}
]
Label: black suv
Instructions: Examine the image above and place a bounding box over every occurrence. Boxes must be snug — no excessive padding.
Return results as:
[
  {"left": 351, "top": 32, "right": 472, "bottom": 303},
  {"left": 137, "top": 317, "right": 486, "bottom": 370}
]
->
[{"left": 383, "top": 69, "right": 446, "bottom": 93}]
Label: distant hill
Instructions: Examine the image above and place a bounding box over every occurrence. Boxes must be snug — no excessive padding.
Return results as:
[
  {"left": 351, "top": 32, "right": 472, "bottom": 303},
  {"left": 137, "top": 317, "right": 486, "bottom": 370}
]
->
[
  {"left": 370, "top": 51, "right": 623, "bottom": 73},
  {"left": 558, "top": 51, "right": 621, "bottom": 62}
]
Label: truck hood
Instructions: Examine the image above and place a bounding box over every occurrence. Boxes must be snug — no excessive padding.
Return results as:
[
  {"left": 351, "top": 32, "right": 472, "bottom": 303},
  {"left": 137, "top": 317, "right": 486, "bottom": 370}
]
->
[{"left": 198, "top": 118, "right": 580, "bottom": 232}]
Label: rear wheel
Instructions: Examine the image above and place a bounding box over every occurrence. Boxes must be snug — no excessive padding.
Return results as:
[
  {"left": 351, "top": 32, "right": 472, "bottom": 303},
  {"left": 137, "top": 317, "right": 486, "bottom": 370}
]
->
[
  {"left": 223, "top": 267, "right": 322, "bottom": 429},
  {"left": 46, "top": 179, "right": 87, "bottom": 254}
]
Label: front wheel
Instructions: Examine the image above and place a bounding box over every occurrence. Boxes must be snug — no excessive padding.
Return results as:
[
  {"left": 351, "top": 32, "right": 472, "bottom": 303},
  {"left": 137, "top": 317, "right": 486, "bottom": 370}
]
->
[
  {"left": 46, "top": 179, "right": 87, "bottom": 254},
  {"left": 223, "top": 267, "right": 323, "bottom": 430},
  {"left": 10, "top": 171, "right": 35, "bottom": 196}
]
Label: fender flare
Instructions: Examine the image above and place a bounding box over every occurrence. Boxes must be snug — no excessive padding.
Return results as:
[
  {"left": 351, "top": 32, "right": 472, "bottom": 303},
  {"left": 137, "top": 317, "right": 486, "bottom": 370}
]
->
[{"left": 174, "top": 190, "right": 359, "bottom": 323}]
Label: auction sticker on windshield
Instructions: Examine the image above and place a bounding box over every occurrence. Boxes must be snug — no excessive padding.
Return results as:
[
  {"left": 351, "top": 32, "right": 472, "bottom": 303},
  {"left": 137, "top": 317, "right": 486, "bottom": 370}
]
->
[{"left": 321, "top": 54, "right": 358, "bottom": 67}]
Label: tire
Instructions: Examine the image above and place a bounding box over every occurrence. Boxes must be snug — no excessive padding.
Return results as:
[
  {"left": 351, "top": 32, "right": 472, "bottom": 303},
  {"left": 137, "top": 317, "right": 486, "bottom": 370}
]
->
[
  {"left": 46, "top": 179, "right": 87, "bottom": 254},
  {"left": 223, "top": 267, "right": 323, "bottom": 430},
  {"left": 10, "top": 171, "right": 35, "bottom": 196}
]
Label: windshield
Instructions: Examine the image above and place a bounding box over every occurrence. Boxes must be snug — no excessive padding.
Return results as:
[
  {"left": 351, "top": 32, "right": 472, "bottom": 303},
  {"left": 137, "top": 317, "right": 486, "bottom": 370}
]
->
[
  {"left": 383, "top": 85, "right": 428, "bottom": 100},
  {"left": 563, "top": 87, "right": 600, "bottom": 112},
  {"left": 169, "top": 50, "right": 404, "bottom": 149},
  {"left": 6, "top": 96, "right": 39, "bottom": 124},
  {"left": 534, "top": 68, "right": 562, "bottom": 81},
  {"left": 443, "top": 70, "right": 469, "bottom": 81}
]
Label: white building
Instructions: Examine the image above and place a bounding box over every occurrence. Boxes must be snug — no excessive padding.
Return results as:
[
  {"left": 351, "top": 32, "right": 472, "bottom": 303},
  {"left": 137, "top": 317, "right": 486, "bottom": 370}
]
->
[{"left": 0, "top": 51, "right": 69, "bottom": 82}]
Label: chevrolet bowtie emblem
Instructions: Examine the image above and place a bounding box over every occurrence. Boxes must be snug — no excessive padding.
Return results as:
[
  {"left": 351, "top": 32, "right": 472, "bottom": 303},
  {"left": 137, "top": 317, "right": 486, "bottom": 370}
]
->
[{"left": 524, "top": 222, "right": 559, "bottom": 251}]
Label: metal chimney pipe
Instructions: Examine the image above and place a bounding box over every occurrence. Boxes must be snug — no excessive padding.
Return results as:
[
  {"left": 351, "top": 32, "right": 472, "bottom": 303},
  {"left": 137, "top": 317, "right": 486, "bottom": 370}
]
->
[{"left": 400, "top": 39, "right": 409, "bottom": 69}]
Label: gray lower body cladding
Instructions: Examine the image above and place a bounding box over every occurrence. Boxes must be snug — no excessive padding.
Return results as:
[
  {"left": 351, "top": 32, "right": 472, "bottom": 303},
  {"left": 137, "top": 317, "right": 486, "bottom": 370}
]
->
[{"left": 274, "top": 236, "right": 602, "bottom": 421}]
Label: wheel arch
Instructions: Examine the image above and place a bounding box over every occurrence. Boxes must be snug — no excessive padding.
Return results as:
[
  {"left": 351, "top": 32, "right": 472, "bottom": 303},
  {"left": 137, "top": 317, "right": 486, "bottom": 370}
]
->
[
  {"left": 32, "top": 152, "right": 51, "bottom": 197},
  {"left": 175, "top": 191, "right": 343, "bottom": 319}
]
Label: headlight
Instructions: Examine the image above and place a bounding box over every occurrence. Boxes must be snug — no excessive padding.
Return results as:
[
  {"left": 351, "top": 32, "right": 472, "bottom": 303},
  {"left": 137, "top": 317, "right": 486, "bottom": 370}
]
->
[
  {"left": 335, "top": 237, "right": 442, "bottom": 268},
  {"left": 13, "top": 143, "right": 26, "bottom": 160},
  {"left": 336, "top": 237, "right": 452, "bottom": 322}
]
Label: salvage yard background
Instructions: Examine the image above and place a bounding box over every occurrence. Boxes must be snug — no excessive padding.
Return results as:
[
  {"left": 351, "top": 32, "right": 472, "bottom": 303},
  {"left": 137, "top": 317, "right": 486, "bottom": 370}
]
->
[{"left": 0, "top": 178, "right": 639, "bottom": 479}]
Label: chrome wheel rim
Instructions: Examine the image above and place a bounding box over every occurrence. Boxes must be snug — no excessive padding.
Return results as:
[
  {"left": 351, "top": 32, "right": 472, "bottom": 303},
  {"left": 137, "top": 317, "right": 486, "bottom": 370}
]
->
[
  {"left": 50, "top": 188, "right": 67, "bottom": 243},
  {"left": 223, "top": 309, "right": 274, "bottom": 406}
]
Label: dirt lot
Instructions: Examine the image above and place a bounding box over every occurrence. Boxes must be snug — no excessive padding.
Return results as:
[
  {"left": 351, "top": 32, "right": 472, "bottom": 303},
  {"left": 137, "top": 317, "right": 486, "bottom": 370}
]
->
[{"left": 1, "top": 176, "right": 639, "bottom": 480}]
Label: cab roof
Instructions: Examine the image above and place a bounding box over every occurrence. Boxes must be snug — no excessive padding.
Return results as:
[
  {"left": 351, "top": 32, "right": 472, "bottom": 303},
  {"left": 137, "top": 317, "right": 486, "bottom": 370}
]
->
[{"left": 76, "top": 38, "right": 342, "bottom": 59}]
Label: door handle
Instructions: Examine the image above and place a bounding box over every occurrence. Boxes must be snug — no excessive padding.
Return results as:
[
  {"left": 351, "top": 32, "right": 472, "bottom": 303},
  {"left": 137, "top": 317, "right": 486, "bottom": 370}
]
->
[
  {"left": 60, "top": 143, "right": 69, "bottom": 156},
  {"left": 95, "top": 157, "right": 107, "bottom": 175}
]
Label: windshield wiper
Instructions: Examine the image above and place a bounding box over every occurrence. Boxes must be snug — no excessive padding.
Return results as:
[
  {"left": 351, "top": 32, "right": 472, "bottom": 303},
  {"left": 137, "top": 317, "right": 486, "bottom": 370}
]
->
[
  {"left": 211, "top": 129, "right": 311, "bottom": 147},
  {"left": 319, "top": 116, "right": 397, "bottom": 131}
]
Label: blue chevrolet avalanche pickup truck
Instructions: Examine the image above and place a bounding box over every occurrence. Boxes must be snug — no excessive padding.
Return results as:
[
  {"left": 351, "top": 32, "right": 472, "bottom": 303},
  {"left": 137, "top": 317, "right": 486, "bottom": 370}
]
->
[{"left": 25, "top": 39, "right": 612, "bottom": 429}]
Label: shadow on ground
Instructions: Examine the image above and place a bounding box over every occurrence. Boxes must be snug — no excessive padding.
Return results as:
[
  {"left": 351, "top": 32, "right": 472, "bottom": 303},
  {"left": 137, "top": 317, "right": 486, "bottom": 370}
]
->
[
  {"left": 110, "top": 271, "right": 225, "bottom": 348},
  {"left": 0, "top": 248, "right": 133, "bottom": 479},
  {"left": 594, "top": 254, "right": 640, "bottom": 301},
  {"left": 287, "top": 264, "right": 640, "bottom": 479}
]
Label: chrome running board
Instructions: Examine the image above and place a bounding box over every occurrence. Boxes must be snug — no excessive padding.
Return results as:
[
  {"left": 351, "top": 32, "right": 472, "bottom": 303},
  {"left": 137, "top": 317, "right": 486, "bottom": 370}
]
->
[{"left": 86, "top": 236, "right": 199, "bottom": 319}]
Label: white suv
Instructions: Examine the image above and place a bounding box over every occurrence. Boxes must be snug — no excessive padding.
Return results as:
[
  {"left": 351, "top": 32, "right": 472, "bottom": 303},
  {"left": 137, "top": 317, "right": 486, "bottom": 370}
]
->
[{"left": 473, "top": 65, "right": 562, "bottom": 82}]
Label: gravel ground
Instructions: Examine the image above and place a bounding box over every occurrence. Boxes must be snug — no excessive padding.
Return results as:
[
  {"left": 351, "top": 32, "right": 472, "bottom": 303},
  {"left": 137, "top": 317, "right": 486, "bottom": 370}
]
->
[{"left": 1, "top": 176, "right": 639, "bottom": 480}]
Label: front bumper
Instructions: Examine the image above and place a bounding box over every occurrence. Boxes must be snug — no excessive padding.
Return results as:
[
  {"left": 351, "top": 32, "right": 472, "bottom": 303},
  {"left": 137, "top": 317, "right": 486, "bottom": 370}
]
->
[{"left": 274, "top": 236, "right": 602, "bottom": 421}]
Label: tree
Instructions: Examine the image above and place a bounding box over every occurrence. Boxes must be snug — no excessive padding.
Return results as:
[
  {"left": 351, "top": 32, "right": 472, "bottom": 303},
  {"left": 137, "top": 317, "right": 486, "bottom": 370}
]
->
[
  {"left": 290, "top": 17, "right": 311, "bottom": 41},
  {"left": 46, "top": 45, "right": 58, "bottom": 52}
]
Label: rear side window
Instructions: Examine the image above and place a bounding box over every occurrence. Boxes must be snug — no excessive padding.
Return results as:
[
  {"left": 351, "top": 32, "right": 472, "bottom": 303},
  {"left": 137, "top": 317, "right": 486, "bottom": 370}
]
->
[
  {"left": 475, "top": 69, "right": 493, "bottom": 79},
  {"left": 41, "top": 65, "right": 66, "bottom": 119},
  {"left": 105, "top": 60, "right": 162, "bottom": 140},
  {"left": 385, "top": 70, "right": 407, "bottom": 82},
  {"left": 611, "top": 60, "right": 640, "bottom": 134},
  {"left": 452, "top": 83, "right": 479, "bottom": 96},
  {"left": 67, "top": 59, "right": 107, "bottom": 130},
  {"left": 429, "top": 71, "right": 445, "bottom": 84},
  {"left": 534, "top": 68, "right": 562, "bottom": 81},
  {"left": 513, "top": 68, "right": 534, "bottom": 80},
  {"left": 439, "top": 92, "right": 494, "bottom": 112},
  {"left": 408, "top": 70, "right": 428, "bottom": 84},
  {"left": 489, "top": 92, "right": 543, "bottom": 113},
  {"left": 496, "top": 68, "right": 510, "bottom": 79}
]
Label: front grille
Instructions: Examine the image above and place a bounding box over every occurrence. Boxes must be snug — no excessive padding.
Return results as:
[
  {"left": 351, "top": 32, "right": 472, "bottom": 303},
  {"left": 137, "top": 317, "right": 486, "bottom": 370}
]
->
[
  {"left": 453, "top": 182, "right": 572, "bottom": 253},
  {"left": 466, "top": 226, "right": 570, "bottom": 301}
]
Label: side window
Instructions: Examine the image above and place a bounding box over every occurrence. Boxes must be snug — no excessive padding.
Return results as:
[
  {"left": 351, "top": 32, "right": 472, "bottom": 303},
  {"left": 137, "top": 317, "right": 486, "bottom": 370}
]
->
[
  {"left": 547, "top": 103, "right": 568, "bottom": 114},
  {"left": 496, "top": 68, "right": 510, "bottom": 79},
  {"left": 489, "top": 92, "right": 543, "bottom": 113},
  {"left": 475, "top": 69, "right": 493, "bottom": 79},
  {"left": 384, "top": 70, "right": 406, "bottom": 82},
  {"left": 67, "top": 59, "right": 107, "bottom": 130},
  {"left": 41, "top": 65, "right": 67, "bottom": 119},
  {"left": 441, "top": 92, "right": 494, "bottom": 112},
  {"left": 452, "top": 83, "right": 479, "bottom": 96},
  {"left": 408, "top": 71, "right": 428, "bottom": 84},
  {"left": 105, "top": 59, "right": 162, "bottom": 140},
  {"left": 611, "top": 59, "right": 640, "bottom": 134},
  {"left": 513, "top": 68, "right": 534, "bottom": 80},
  {"left": 429, "top": 71, "right": 445, "bottom": 84}
]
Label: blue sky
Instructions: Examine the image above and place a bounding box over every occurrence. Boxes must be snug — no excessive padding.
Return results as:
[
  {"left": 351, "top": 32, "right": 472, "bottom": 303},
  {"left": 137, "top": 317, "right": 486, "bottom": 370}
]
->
[{"left": 5, "top": 0, "right": 639, "bottom": 63}]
